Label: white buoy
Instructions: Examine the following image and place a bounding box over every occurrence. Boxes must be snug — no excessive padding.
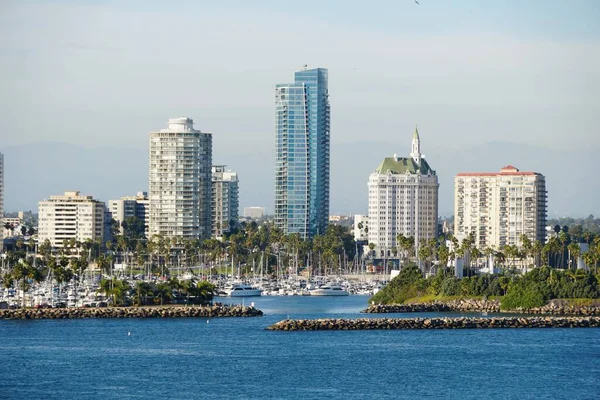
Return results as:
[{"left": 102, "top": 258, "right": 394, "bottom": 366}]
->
[
  {"left": 128, "top": 331, "right": 131, "bottom": 336},
  {"left": 207, "top": 320, "right": 209, "bottom": 324}
]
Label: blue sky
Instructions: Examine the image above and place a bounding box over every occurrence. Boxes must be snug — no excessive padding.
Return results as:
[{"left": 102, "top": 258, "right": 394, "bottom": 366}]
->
[
  {"left": 0, "top": 0, "right": 599, "bottom": 214},
  {"left": 1, "top": 0, "right": 598, "bottom": 151}
]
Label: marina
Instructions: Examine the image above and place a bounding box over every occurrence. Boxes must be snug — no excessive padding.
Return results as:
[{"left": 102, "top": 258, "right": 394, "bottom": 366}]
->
[{"left": 0, "top": 272, "right": 386, "bottom": 308}]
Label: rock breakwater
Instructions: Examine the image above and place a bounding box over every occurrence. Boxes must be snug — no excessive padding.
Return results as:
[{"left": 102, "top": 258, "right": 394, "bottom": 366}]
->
[
  {"left": 363, "top": 299, "right": 600, "bottom": 315},
  {"left": 0, "top": 304, "right": 263, "bottom": 320},
  {"left": 364, "top": 299, "right": 500, "bottom": 314},
  {"left": 267, "top": 316, "right": 600, "bottom": 331}
]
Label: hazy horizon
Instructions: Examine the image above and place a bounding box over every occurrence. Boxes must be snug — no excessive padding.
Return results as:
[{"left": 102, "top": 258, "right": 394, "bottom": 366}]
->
[{"left": 1, "top": 0, "right": 599, "bottom": 217}]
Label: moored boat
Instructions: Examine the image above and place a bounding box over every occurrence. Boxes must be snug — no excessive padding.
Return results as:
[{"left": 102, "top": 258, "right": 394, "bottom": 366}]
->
[
  {"left": 309, "top": 285, "right": 349, "bottom": 296},
  {"left": 226, "top": 284, "right": 262, "bottom": 297}
]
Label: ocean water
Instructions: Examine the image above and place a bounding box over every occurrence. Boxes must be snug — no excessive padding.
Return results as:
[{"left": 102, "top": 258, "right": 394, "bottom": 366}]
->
[{"left": 0, "top": 296, "right": 599, "bottom": 400}]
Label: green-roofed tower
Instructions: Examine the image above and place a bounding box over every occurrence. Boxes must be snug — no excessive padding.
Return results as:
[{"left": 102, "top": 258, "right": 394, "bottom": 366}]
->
[
  {"left": 411, "top": 125, "right": 421, "bottom": 165},
  {"left": 367, "top": 127, "right": 439, "bottom": 272}
]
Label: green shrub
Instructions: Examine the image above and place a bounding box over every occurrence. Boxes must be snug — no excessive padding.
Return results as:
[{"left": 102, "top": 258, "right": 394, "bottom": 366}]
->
[
  {"left": 501, "top": 283, "right": 547, "bottom": 309},
  {"left": 439, "top": 277, "right": 462, "bottom": 296},
  {"left": 370, "top": 265, "right": 427, "bottom": 304}
]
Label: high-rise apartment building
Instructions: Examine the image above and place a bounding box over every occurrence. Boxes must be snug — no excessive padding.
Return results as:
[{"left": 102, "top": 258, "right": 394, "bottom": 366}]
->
[
  {"left": 149, "top": 117, "right": 212, "bottom": 240},
  {"left": 108, "top": 192, "right": 149, "bottom": 236},
  {"left": 454, "top": 165, "right": 547, "bottom": 249},
  {"left": 274, "top": 67, "right": 330, "bottom": 239},
  {"left": 367, "top": 128, "right": 439, "bottom": 256},
  {"left": 211, "top": 165, "right": 239, "bottom": 239},
  {"left": 38, "top": 191, "right": 105, "bottom": 247}
]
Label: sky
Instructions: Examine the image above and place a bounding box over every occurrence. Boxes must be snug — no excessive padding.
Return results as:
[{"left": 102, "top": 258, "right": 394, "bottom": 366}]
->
[{"left": 0, "top": 0, "right": 599, "bottom": 213}]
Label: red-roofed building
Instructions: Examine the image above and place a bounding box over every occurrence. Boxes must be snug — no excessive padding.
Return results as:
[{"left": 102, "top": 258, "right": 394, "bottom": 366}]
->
[{"left": 454, "top": 166, "right": 547, "bottom": 251}]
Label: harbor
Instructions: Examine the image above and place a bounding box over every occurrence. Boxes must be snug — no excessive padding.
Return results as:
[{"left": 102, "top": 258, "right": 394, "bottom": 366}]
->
[{"left": 0, "top": 270, "right": 387, "bottom": 309}]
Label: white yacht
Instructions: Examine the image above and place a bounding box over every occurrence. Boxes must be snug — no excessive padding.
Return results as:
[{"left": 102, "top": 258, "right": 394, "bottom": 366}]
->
[
  {"left": 226, "top": 284, "right": 262, "bottom": 297},
  {"left": 309, "top": 285, "right": 349, "bottom": 296}
]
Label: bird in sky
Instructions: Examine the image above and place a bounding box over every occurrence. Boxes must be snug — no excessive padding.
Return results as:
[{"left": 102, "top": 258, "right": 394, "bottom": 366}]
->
[{"left": 415, "top": 0, "right": 420, "bottom": 4}]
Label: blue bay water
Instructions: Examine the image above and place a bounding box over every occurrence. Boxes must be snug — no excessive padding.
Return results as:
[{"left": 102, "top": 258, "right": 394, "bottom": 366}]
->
[{"left": 0, "top": 296, "right": 599, "bottom": 399}]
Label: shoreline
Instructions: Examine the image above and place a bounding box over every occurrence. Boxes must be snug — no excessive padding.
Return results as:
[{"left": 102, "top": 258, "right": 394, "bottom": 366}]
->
[
  {"left": 267, "top": 316, "right": 600, "bottom": 331},
  {"left": 0, "top": 304, "right": 263, "bottom": 320}
]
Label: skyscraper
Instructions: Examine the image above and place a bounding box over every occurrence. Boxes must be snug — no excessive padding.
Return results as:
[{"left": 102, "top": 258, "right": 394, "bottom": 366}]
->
[
  {"left": 274, "top": 67, "right": 330, "bottom": 238},
  {"left": 367, "top": 128, "right": 439, "bottom": 256},
  {"left": 211, "top": 165, "right": 239, "bottom": 239},
  {"left": 149, "top": 117, "right": 212, "bottom": 240}
]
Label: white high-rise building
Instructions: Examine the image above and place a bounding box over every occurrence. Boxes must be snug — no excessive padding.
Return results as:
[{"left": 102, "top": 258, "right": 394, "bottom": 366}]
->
[
  {"left": 212, "top": 165, "right": 239, "bottom": 238},
  {"left": 149, "top": 117, "right": 212, "bottom": 240},
  {"left": 0, "top": 153, "right": 3, "bottom": 244},
  {"left": 367, "top": 128, "right": 439, "bottom": 257},
  {"left": 108, "top": 192, "right": 149, "bottom": 236},
  {"left": 454, "top": 165, "right": 547, "bottom": 249},
  {"left": 38, "top": 191, "right": 105, "bottom": 247}
]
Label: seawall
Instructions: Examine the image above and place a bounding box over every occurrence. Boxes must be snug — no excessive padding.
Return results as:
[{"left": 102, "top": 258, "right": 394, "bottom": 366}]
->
[
  {"left": 267, "top": 316, "right": 600, "bottom": 331},
  {"left": 0, "top": 304, "right": 263, "bottom": 320}
]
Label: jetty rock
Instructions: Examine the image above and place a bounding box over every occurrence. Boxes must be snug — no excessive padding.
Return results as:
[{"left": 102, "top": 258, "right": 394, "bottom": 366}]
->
[
  {"left": 363, "top": 299, "right": 600, "bottom": 315},
  {"left": 0, "top": 305, "right": 263, "bottom": 320},
  {"left": 267, "top": 316, "right": 600, "bottom": 331}
]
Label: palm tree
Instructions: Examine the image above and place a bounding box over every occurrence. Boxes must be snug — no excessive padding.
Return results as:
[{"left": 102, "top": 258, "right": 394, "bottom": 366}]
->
[
  {"left": 460, "top": 233, "right": 475, "bottom": 262},
  {"left": 133, "top": 281, "right": 151, "bottom": 306},
  {"left": 112, "top": 279, "right": 131, "bottom": 306},
  {"left": 180, "top": 279, "right": 196, "bottom": 304},
  {"left": 96, "top": 255, "right": 111, "bottom": 278},
  {"left": 194, "top": 281, "right": 217, "bottom": 305},
  {"left": 167, "top": 277, "right": 183, "bottom": 302},
  {"left": 367, "top": 243, "right": 375, "bottom": 258},
  {"left": 12, "top": 258, "right": 43, "bottom": 307},
  {"left": 567, "top": 243, "right": 580, "bottom": 271},
  {"left": 532, "top": 240, "right": 543, "bottom": 268},
  {"left": 494, "top": 249, "right": 506, "bottom": 268},
  {"left": 98, "top": 278, "right": 113, "bottom": 303},
  {"left": 71, "top": 257, "right": 88, "bottom": 281},
  {"left": 437, "top": 242, "right": 450, "bottom": 267},
  {"left": 483, "top": 246, "right": 495, "bottom": 269},
  {"left": 417, "top": 238, "right": 435, "bottom": 274},
  {"left": 470, "top": 247, "right": 482, "bottom": 268},
  {"left": 154, "top": 282, "right": 172, "bottom": 305},
  {"left": 558, "top": 231, "right": 570, "bottom": 268},
  {"left": 98, "top": 277, "right": 130, "bottom": 306}
]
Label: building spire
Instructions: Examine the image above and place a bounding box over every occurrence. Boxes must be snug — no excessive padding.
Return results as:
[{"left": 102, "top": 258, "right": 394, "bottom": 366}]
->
[{"left": 411, "top": 125, "right": 421, "bottom": 165}]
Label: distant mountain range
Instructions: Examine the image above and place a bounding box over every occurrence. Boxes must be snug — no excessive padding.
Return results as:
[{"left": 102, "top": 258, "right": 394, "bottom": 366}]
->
[{"left": 1, "top": 141, "right": 597, "bottom": 218}]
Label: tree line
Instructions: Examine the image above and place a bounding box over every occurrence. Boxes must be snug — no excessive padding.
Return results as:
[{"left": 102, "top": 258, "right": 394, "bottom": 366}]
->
[{"left": 372, "top": 264, "right": 600, "bottom": 309}]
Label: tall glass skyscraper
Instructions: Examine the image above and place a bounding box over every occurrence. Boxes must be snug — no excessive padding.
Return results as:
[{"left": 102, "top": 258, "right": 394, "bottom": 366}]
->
[{"left": 275, "top": 68, "right": 330, "bottom": 238}]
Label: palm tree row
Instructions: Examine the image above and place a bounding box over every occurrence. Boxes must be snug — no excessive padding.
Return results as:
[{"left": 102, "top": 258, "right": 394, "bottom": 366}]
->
[
  {"left": 97, "top": 277, "right": 216, "bottom": 306},
  {"left": 393, "top": 231, "right": 600, "bottom": 274},
  {"left": 2, "top": 220, "right": 599, "bottom": 298}
]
